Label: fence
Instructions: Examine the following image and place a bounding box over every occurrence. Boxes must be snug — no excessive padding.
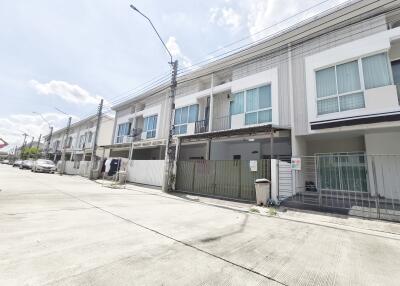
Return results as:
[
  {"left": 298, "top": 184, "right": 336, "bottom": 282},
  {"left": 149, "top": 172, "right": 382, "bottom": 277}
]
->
[
  {"left": 127, "top": 160, "right": 164, "bottom": 187},
  {"left": 280, "top": 154, "right": 400, "bottom": 222},
  {"left": 176, "top": 160, "right": 271, "bottom": 201}
]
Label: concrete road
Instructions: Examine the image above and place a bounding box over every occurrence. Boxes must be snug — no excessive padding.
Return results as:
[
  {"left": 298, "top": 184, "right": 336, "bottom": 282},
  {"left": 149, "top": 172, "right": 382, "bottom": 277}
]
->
[{"left": 1, "top": 164, "right": 400, "bottom": 286}]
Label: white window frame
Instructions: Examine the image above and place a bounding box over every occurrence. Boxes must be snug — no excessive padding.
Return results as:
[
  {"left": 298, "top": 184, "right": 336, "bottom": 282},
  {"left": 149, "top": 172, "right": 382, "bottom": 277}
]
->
[
  {"left": 231, "top": 84, "right": 273, "bottom": 126},
  {"left": 143, "top": 114, "right": 158, "bottom": 139},
  {"left": 174, "top": 104, "right": 199, "bottom": 135},
  {"left": 116, "top": 122, "right": 131, "bottom": 144},
  {"left": 315, "top": 52, "right": 393, "bottom": 116}
]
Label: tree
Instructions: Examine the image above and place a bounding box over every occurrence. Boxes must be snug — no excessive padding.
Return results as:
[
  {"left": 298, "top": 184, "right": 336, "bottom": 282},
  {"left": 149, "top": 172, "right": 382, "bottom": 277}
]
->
[{"left": 21, "top": 147, "right": 40, "bottom": 159}]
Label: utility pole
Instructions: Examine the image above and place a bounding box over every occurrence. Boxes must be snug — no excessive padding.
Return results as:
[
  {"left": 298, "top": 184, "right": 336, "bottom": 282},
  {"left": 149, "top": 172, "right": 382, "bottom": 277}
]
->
[
  {"left": 32, "top": 112, "right": 53, "bottom": 159},
  {"left": 20, "top": 133, "right": 28, "bottom": 159},
  {"left": 36, "top": 134, "right": 42, "bottom": 159},
  {"left": 60, "top": 117, "right": 72, "bottom": 175},
  {"left": 46, "top": 126, "right": 53, "bottom": 159},
  {"left": 130, "top": 4, "right": 179, "bottom": 192},
  {"left": 89, "top": 99, "right": 103, "bottom": 180},
  {"left": 163, "top": 60, "right": 178, "bottom": 192}
]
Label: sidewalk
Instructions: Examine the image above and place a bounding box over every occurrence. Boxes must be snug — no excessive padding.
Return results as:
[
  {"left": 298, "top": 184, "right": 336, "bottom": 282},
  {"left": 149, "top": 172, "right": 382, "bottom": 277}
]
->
[{"left": 122, "top": 183, "right": 400, "bottom": 240}]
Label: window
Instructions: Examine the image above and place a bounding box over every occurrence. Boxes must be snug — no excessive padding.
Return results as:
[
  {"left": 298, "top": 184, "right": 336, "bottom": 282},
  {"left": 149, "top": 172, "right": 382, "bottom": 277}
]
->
[
  {"left": 315, "top": 52, "right": 393, "bottom": 116},
  {"left": 174, "top": 104, "right": 199, "bottom": 135},
  {"left": 87, "top": 132, "right": 93, "bottom": 143},
  {"left": 391, "top": 60, "right": 400, "bottom": 85},
  {"left": 316, "top": 60, "right": 364, "bottom": 115},
  {"left": 79, "top": 135, "right": 85, "bottom": 149},
  {"left": 362, "top": 53, "right": 391, "bottom": 89},
  {"left": 245, "top": 85, "right": 272, "bottom": 125},
  {"left": 230, "top": 92, "right": 244, "bottom": 115},
  {"left": 143, "top": 115, "right": 158, "bottom": 139},
  {"left": 230, "top": 85, "right": 272, "bottom": 125},
  {"left": 116, "top": 122, "right": 131, "bottom": 143}
]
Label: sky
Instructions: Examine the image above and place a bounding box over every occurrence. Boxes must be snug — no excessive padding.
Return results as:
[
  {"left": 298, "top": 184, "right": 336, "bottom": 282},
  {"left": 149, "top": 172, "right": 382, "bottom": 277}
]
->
[{"left": 0, "top": 0, "right": 349, "bottom": 152}]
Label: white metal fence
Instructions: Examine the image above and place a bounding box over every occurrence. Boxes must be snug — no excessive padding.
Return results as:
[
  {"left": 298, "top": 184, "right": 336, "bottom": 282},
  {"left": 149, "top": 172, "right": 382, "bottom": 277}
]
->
[{"left": 279, "top": 154, "right": 400, "bottom": 222}]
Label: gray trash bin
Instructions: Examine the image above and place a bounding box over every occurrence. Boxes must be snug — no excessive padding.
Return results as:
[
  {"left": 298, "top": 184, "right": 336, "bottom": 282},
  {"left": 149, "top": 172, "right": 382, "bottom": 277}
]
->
[{"left": 255, "top": 178, "right": 270, "bottom": 206}]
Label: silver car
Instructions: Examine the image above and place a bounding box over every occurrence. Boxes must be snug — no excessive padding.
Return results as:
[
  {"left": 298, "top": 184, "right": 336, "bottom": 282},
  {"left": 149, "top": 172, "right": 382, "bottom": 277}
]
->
[
  {"left": 20, "top": 160, "right": 34, "bottom": 169},
  {"left": 32, "top": 159, "right": 56, "bottom": 173}
]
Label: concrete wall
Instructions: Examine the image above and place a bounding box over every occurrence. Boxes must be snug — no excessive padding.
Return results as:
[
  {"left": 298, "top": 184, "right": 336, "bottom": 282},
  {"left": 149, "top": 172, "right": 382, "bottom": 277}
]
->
[
  {"left": 180, "top": 144, "right": 207, "bottom": 160},
  {"left": 306, "top": 136, "right": 365, "bottom": 155},
  {"left": 292, "top": 15, "right": 388, "bottom": 135},
  {"left": 127, "top": 160, "right": 164, "bottom": 187},
  {"left": 304, "top": 27, "right": 400, "bottom": 130},
  {"left": 365, "top": 132, "right": 400, "bottom": 154},
  {"left": 365, "top": 132, "right": 400, "bottom": 199}
]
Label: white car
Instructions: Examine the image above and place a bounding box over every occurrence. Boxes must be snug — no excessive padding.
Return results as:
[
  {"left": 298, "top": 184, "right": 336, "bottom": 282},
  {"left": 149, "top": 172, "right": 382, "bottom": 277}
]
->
[{"left": 32, "top": 159, "right": 56, "bottom": 173}]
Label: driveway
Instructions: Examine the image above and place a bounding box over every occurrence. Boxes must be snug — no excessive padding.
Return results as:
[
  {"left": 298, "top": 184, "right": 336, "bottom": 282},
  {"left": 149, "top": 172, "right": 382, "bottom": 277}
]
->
[{"left": 1, "top": 164, "right": 400, "bottom": 285}]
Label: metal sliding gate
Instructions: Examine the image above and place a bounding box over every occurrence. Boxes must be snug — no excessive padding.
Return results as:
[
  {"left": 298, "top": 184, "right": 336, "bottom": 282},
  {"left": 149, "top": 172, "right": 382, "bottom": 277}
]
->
[
  {"left": 176, "top": 160, "right": 271, "bottom": 202},
  {"left": 280, "top": 154, "right": 400, "bottom": 222}
]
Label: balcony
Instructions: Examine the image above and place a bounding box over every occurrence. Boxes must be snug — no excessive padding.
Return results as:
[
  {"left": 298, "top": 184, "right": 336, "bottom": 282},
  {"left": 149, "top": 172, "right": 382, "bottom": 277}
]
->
[
  {"left": 194, "top": 120, "right": 209, "bottom": 134},
  {"left": 212, "top": 115, "right": 231, "bottom": 131}
]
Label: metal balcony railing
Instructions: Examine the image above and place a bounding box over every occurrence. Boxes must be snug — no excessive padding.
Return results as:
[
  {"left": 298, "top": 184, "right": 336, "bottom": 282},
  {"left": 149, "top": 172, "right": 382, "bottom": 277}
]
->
[
  {"left": 212, "top": 115, "right": 231, "bottom": 131},
  {"left": 195, "top": 119, "right": 209, "bottom": 134}
]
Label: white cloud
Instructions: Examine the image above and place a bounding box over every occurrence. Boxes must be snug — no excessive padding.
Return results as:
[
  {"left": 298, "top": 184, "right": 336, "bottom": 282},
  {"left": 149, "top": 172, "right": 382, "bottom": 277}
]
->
[
  {"left": 209, "top": 0, "right": 350, "bottom": 42},
  {"left": 246, "top": 0, "right": 350, "bottom": 41},
  {"left": 166, "top": 36, "right": 193, "bottom": 69},
  {"left": 209, "top": 7, "right": 241, "bottom": 30},
  {"left": 29, "top": 79, "right": 107, "bottom": 106},
  {"left": 0, "top": 112, "right": 79, "bottom": 152}
]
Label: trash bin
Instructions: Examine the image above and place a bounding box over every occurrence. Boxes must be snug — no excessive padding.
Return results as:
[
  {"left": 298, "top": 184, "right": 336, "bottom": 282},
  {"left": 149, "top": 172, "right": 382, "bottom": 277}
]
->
[{"left": 255, "top": 178, "right": 270, "bottom": 206}]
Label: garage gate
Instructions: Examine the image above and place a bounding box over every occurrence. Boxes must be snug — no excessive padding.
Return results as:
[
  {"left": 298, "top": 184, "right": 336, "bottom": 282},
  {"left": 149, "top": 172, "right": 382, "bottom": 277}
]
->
[{"left": 176, "top": 160, "right": 271, "bottom": 202}]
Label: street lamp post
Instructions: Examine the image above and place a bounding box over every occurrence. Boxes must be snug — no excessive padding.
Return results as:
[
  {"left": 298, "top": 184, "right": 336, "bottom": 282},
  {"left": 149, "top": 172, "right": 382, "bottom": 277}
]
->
[
  {"left": 33, "top": 112, "right": 53, "bottom": 159},
  {"left": 130, "top": 4, "right": 178, "bottom": 192}
]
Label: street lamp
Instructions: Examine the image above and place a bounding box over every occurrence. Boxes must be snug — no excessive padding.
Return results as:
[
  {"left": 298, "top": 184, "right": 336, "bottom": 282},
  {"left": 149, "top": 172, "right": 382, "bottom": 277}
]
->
[
  {"left": 130, "top": 4, "right": 178, "bottom": 192},
  {"left": 33, "top": 112, "right": 53, "bottom": 159}
]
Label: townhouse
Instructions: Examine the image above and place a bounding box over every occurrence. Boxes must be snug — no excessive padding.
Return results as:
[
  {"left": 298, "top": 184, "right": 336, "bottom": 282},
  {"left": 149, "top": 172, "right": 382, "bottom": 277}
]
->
[
  {"left": 104, "top": 0, "right": 400, "bottom": 220},
  {"left": 46, "top": 114, "right": 114, "bottom": 165}
]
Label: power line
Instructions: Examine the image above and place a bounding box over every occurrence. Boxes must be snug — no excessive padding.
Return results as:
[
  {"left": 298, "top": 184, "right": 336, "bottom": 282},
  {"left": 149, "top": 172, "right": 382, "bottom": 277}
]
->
[
  {"left": 79, "top": 0, "right": 354, "bottom": 110},
  {"left": 48, "top": 0, "right": 399, "bottom": 135},
  {"left": 105, "top": 0, "right": 393, "bottom": 109}
]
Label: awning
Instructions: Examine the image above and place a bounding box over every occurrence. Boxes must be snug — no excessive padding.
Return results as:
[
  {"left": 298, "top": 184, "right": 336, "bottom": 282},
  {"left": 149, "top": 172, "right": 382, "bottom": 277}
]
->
[{"left": 177, "top": 124, "right": 290, "bottom": 142}]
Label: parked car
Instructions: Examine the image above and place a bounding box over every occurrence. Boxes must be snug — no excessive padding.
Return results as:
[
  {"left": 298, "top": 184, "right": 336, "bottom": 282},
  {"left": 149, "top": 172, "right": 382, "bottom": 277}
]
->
[
  {"left": 13, "top": 160, "right": 23, "bottom": 167},
  {"left": 32, "top": 159, "right": 56, "bottom": 173},
  {"left": 20, "top": 160, "right": 34, "bottom": 170},
  {"left": 1, "top": 159, "right": 10, "bottom": 164}
]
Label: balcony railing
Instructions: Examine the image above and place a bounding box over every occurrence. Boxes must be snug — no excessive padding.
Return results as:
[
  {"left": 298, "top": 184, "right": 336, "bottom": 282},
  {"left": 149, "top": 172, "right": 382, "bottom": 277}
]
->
[
  {"left": 195, "top": 119, "right": 209, "bottom": 134},
  {"left": 213, "top": 115, "right": 231, "bottom": 131}
]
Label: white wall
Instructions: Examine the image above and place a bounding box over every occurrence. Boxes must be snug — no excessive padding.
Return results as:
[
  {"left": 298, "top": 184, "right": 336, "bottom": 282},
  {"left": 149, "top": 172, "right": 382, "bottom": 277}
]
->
[
  {"left": 127, "top": 160, "right": 165, "bottom": 187},
  {"left": 307, "top": 136, "right": 365, "bottom": 155},
  {"left": 179, "top": 144, "right": 207, "bottom": 160},
  {"left": 365, "top": 132, "right": 400, "bottom": 199},
  {"left": 365, "top": 132, "right": 400, "bottom": 154},
  {"left": 305, "top": 28, "right": 400, "bottom": 132}
]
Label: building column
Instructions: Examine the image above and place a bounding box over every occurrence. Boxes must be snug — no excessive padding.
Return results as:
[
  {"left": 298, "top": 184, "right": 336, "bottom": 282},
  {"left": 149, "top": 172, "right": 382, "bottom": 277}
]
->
[
  {"left": 208, "top": 73, "right": 214, "bottom": 132},
  {"left": 205, "top": 139, "right": 212, "bottom": 160},
  {"left": 172, "top": 137, "right": 181, "bottom": 191}
]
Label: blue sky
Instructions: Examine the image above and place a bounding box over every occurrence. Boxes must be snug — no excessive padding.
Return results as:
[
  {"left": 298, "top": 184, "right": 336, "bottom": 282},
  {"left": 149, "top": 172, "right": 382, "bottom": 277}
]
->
[{"left": 0, "top": 0, "right": 348, "bottom": 151}]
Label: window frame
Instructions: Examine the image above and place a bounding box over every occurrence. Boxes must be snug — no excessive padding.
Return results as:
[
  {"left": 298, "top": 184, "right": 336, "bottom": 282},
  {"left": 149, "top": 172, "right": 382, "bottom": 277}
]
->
[
  {"left": 230, "top": 84, "right": 273, "bottom": 126},
  {"left": 116, "top": 122, "right": 131, "bottom": 143},
  {"left": 143, "top": 114, "right": 158, "bottom": 139},
  {"left": 174, "top": 104, "right": 199, "bottom": 135},
  {"left": 315, "top": 52, "right": 393, "bottom": 116}
]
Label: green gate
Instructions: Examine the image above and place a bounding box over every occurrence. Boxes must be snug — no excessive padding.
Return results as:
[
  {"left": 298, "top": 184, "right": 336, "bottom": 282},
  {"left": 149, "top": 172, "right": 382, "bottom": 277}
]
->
[{"left": 176, "top": 160, "right": 271, "bottom": 202}]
